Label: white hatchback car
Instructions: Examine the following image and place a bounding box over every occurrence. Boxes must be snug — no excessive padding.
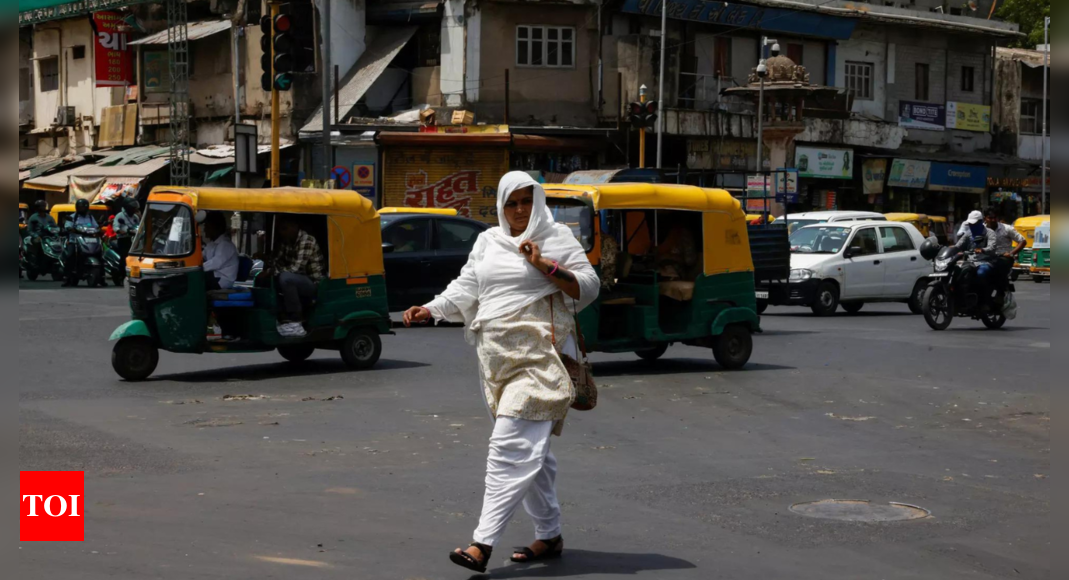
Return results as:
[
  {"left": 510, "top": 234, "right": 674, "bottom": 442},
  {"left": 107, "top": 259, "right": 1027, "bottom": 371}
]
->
[
  {"left": 780, "top": 211, "right": 888, "bottom": 233},
  {"left": 770, "top": 221, "right": 933, "bottom": 316}
]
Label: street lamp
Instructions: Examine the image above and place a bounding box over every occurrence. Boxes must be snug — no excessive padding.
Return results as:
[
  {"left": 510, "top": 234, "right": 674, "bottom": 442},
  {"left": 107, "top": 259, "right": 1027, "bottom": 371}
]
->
[{"left": 755, "top": 39, "right": 778, "bottom": 175}]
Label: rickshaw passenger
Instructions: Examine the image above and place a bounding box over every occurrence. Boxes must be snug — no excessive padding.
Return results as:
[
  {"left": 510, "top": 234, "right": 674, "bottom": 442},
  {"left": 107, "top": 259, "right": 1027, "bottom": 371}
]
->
[
  {"left": 657, "top": 215, "right": 700, "bottom": 281},
  {"left": 202, "top": 212, "right": 239, "bottom": 291},
  {"left": 262, "top": 216, "right": 325, "bottom": 338}
]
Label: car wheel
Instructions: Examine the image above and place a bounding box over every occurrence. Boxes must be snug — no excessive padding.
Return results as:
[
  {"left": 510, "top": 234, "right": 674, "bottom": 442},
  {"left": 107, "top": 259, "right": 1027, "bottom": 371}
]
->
[
  {"left": 810, "top": 282, "right": 840, "bottom": 317},
  {"left": 278, "top": 345, "right": 316, "bottom": 363},
  {"left": 908, "top": 281, "right": 927, "bottom": 315},
  {"left": 636, "top": 343, "right": 669, "bottom": 362},
  {"left": 712, "top": 325, "right": 753, "bottom": 370},
  {"left": 112, "top": 337, "right": 159, "bottom": 382},
  {"left": 841, "top": 302, "right": 864, "bottom": 315},
  {"left": 341, "top": 328, "right": 382, "bottom": 370}
]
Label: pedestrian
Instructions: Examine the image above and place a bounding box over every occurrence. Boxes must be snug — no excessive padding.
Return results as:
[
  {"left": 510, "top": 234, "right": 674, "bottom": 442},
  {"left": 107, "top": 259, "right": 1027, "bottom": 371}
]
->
[{"left": 403, "top": 171, "right": 600, "bottom": 574}]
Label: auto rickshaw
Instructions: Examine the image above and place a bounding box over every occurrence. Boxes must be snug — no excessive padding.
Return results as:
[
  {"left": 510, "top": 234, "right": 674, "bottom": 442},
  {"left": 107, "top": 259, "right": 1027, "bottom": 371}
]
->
[
  {"left": 885, "top": 213, "right": 931, "bottom": 238},
  {"left": 928, "top": 216, "right": 951, "bottom": 246},
  {"left": 1012, "top": 215, "right": 1051, "bottom": 279},
  {"left": 1030, "top": 222, "right": 1050, "bottom": 283},
  {"left": 544, "top": 183, "right": 760, "bottom": 370},
  {"left": 377, "top": 207, "right": 459, "bottom": 216},
  {"left": 109, "top": 187, "right": 391, "bottom": 381}
]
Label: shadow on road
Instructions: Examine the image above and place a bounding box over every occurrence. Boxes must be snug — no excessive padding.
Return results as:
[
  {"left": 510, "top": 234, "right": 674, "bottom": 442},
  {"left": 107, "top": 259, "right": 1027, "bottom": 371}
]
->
[
  {"left": 151, "top": 358, "right": 431, "bottom": 383},
  {"left": 765, "top": 311, "right": 915, "bottom": 319},
  {"left": 473, "top": 550, "right": 697, "bottom": 578},
  {"left": 947, "top": 326, "right": 1048, "bottom": 333},
  {"left": 593, "top": 359, "right": 793, "bottom": 377}
]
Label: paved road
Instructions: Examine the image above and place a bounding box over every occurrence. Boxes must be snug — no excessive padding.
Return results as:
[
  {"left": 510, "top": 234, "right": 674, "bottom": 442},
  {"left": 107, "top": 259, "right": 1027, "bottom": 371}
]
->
[{"left": 19, "top": 280, "right": 1049, "bottom": 579}]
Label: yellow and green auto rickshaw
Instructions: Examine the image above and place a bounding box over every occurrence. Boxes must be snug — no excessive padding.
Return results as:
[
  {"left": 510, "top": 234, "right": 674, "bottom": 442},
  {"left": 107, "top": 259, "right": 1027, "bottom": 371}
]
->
[
  {"left": 543, "top": 183, "right": 759, "bottom": 369},
  {"left": 928, "top": 216, "right": 951, "bottom": 246},
  {"left": 1012, "top": 215, "right": 1051, "bottom": 280},
  {"left": 19, "top": 203, "right": 29, "bottom": 236},
  {"left": 885, "top": 213, "right": 931, "bottom": 238},
  {"left": 109, "top": 187, "right": 391, "bottom": 381},
  {"left": 1030, "top": 222, "right": 1050, "bottom": 283},
  {"left": 377, "top": 207, "right": 459, "bottom": 216}
]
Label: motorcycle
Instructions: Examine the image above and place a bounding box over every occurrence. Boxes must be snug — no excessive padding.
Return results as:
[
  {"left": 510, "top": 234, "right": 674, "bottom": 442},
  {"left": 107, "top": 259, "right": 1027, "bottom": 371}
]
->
[
  {"left": 20, "top": 226, "right": 65, "bottom": 282},
  {"left": 919, "top": 241, "right": 1016, "bottom": 331},
  {"left": 63, "top": 224, "right": 106, "bottom": 287},
  {"left": 104, "top": 238, "right": 130, "bottom": 287}
]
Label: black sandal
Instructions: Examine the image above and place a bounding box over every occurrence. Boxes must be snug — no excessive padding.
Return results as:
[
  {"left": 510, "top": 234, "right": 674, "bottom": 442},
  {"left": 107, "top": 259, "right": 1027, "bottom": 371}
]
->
[
  {"left": 511, "top": 536, "right": 564, "bottom": 563},
  {"left": 450, "top": 542, "right": 493, "bottom": 573}
]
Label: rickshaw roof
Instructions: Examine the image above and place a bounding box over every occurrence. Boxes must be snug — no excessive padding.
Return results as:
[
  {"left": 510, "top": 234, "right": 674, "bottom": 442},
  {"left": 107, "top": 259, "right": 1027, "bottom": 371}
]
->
[
  {"left": 148, "top": 187, "right": 380, "bottom": 222},
  {"left": 19, "top": 204, "right": 28, "bottom": 210},
  {"left": 543, "top": 183, "right": 742, "bottom": 214},
  {"left": 378, "top": 207, "right": 459, "bottom": 216},
  {"left": 884, "top": 213, "right": 929, "bottom": 221},
  {"left": 928, "top": 216, "right": 948, "bottom": 223},
  {"left": 1014, "top": 215, "right": 1051, "bottom": 228},
  {"left": 51, "top": 204, "right": 111, "bottom": 213}
]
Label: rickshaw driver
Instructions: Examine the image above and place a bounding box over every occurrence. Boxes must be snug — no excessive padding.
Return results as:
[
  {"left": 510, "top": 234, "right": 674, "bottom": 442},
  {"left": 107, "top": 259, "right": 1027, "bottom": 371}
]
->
[
  {"left": 202, "top": 212, "right": 239, "bottom": 291},
  {"left": 261, "top": 216, "right": 325, "bottom": 338}
]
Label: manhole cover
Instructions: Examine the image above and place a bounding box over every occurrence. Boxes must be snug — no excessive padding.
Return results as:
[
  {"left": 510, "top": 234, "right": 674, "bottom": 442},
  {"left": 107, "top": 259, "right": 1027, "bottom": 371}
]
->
[{"left": 789, "top": 500, "right": 930, "bottom": 522}]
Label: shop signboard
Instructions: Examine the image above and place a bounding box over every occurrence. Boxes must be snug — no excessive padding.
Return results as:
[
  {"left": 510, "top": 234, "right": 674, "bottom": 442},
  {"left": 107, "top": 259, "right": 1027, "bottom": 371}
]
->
[
  {"left": 899, "top": 101, "right": 946, "bottom": 132},
  {"left": 946, "top": 102, "right": 992, "bottom": 133},
  {"left": 887, "top": 159, "right": 931, "bottom": 189},
  {"left": 746, "top": 175, "right": 772, "bottom": 212},
  {"left": 862, "top": 159, "right": 888, "bottom": 195},
  {"left": 774, "top": 168, "right": 799, "bottom": 204},
  {"left": 383, "top": 147, "right": 509, "bottom": 223},
  {"left": 795, "top": 147, "right": 853, "bottom": 180},
  {"left": 620, "top": 0, "right": 858, "bottom": 40},
  {"left": 92, "top": 11, "right": 132, "bottom": 87},
  {"left": 928, "top": 163, "right": 988, "bottom": 194}
]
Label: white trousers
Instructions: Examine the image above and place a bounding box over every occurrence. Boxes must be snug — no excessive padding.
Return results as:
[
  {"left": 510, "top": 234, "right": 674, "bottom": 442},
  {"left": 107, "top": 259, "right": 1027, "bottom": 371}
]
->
[{"left": 472, "top": 417, "right": 561, "bottom": 547}]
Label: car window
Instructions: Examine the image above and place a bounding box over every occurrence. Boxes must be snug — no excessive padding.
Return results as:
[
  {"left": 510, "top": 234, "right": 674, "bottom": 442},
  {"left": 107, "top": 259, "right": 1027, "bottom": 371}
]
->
[
  {"left": 848, "top": 228, "right": 880, "bottom": 256},
  {"left": 880, "top": 226, "right": 915, "bottom": 253},
  {"left": 438, "top": 220, "right": 483, "bottom": 252},
  {"left": 383, "top": 219, "right": 431, "bottom": 253}
]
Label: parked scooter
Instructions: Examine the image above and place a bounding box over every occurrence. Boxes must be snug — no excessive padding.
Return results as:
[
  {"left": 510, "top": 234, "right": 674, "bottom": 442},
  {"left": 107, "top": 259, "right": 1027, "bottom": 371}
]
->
[
  {"left": 919, "top": 240, "right": 1016, "bottom": 331},
  {"left": 21, "top": 226, "right": 65, "bottom": 281},
  {"left": 63, "top": 223, "right": 106, "bottom": 287}
]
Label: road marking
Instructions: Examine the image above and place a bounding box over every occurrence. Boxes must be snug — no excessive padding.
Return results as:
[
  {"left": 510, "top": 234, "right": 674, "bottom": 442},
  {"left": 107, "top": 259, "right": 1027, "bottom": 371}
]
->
[{"left": 254, "top": 556, "right": 333, "bottom": 569}]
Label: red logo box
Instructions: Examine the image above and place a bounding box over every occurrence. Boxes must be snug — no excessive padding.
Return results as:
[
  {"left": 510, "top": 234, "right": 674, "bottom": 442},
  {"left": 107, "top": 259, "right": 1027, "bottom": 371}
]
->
[{"left": 20, "top": 471, "right": 85, "bottom": 542}]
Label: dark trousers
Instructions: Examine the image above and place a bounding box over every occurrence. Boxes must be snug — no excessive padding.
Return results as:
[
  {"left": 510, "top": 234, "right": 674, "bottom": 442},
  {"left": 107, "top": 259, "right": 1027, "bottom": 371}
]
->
[
  {"left": 206, "top": 275, "right": 222, "bottom": 292},
  {"left": 279, "top": 272, "right": 316, "bottom": 322}
]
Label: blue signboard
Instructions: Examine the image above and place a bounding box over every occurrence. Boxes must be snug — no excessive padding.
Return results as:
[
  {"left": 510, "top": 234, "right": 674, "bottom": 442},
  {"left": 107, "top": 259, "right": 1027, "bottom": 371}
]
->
[
  {"left": 622, "top": 0, "right": 858, "bottom": 40},
  {"left": 928, "top": 163, "right": 988, "bottom": 194},
  {"left": 899, "top": 101, "right": 946, "bottom": 132}
]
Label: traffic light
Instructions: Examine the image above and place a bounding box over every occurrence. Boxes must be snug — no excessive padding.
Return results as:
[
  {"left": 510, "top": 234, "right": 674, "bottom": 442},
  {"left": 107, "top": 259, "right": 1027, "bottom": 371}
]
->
[
  {"left": 259, "top": 12, "right": 296, "bottom": 92},
  {"left": 627, "top": 101, "right": 659, "bottom": 130}
]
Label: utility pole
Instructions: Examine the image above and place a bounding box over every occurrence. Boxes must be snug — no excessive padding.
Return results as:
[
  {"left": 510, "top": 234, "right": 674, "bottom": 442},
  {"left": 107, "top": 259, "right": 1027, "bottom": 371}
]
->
[
  {"left": 755, "top": 38, "right": 777, "bottom": 175},
  {"left": 232, "top": 22, "right": 242, "bottom": 189},
  {"left": 656, "top": 0, "right": 666, "bottom": 169},
  {"left": 1041, "top": 16, "right": 1049, "bottom": 214},
  {"left": 270, "top": 2, "right": 281, "bottom": 187},
  {"left": 639, "top": 85, "right": 648, "bottom": 169},
  {"left": 321, "top": 0, "right": 332, "bottom": 182}
]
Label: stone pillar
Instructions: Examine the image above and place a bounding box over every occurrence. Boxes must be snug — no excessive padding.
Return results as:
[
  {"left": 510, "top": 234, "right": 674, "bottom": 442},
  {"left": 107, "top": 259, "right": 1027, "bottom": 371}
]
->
[{"left": 761, "top": 125, "right": 806, "bottom": 216}]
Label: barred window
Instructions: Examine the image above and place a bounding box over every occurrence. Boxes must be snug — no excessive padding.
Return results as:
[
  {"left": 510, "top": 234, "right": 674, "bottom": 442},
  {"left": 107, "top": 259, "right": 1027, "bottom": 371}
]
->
[
  {"left": 845, "top": 61, "right": 873, "bottom": 101},
  {"left": 517, "top": 26, "right": 575, "bottom": 68}
]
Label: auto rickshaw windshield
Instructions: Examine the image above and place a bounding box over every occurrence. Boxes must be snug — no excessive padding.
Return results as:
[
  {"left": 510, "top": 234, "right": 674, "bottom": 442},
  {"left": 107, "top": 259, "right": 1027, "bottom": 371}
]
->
[
  {"left": 1034, "top": 226, "right": 1050, "bottom": 248},
  {"left": 549, "top": 204, "right": 595, "bottom": 252},
  {"left": 130, "top": 202, "right": 195, "bottom": 258}
]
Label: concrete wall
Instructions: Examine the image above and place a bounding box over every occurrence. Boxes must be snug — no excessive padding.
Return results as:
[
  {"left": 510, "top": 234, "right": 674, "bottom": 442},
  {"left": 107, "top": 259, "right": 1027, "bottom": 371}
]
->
[
  {"left": 835, "top": 29, "right": 887, "bottom": 118},
  {"left": 440, "top": 0, "right": 465, "bottom": 107},
  {"left": 412, "top": 66, "right": 442, "bottom": 107},
  {"left": 474, "top": 1, "right": 598, "bottom": 126},
  {"left": 324, "top": 0, "right": 367, "bottom": 80}
]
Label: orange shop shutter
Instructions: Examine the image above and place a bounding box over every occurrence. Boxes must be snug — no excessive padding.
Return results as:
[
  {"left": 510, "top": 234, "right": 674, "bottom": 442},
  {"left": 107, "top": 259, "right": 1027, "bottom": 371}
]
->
[{"left": 383, "top": 146, "right": 510, "bottom": 225}]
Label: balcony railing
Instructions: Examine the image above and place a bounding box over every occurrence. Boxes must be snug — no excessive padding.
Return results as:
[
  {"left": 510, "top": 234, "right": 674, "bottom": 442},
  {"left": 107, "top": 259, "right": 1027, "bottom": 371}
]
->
[{"left": 678, "top": 73, "right": 741, "bottom": 110}]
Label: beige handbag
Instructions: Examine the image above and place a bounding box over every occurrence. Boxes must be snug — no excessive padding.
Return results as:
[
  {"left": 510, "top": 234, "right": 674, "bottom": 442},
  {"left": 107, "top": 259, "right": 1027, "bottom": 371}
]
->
[{"left": 551, "top": 297, "right": 597, "bottom": 412}]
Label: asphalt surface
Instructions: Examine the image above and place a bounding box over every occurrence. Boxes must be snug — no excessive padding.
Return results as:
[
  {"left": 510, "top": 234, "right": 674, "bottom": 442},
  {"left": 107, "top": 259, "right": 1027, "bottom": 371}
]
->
[{"left": 19, "top": 280, "right": 1050, "bottom": 580}]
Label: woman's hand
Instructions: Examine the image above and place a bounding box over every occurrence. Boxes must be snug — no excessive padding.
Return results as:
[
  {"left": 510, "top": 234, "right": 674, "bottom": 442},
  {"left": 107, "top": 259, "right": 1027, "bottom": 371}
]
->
[
  {"left": 519, "top": 241, "right": 549, "bottom": 273},
  {"left": 403, "top": 306, "right": 432, "bottom": 327}
]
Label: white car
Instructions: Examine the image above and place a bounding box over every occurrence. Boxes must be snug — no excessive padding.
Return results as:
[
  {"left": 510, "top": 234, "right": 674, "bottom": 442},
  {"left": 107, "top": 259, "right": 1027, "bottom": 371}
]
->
[
  {"left": 767, "top": 221, "right": 933, "bottom": 316},
  {"left": 780, "top": 211, "right": 888, "bottom": 233}
]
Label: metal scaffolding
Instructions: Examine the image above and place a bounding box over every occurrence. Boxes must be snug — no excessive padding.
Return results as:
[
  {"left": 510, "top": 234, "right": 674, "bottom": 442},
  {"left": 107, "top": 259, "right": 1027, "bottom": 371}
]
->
[{"left": 166, "top": 0, "right": 191, "bottom": 187}]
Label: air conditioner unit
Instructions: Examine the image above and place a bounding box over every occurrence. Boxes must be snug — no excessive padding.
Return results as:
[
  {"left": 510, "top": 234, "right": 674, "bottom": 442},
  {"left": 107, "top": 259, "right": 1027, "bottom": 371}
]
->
[{"left": 55, "top": 106, "right": 76, "bottom": 127}]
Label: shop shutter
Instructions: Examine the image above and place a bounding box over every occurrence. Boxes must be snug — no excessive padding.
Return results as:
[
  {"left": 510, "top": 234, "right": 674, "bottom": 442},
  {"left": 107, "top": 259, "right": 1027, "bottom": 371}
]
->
[{"left": 383, "top": 146, "right": 510, "bottom": 224}]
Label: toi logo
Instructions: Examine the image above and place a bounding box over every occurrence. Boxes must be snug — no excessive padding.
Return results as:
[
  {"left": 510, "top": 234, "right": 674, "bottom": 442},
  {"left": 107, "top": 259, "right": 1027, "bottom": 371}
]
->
[{"left": 20, "top": 472, "right": 85, "bottom": 542}]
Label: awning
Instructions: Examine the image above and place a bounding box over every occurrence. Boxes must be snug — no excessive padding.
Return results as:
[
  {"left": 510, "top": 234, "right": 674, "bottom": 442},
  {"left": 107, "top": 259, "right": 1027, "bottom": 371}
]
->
[
  {"left": 24, "top": 158, "right": 170, "bottom": 193},
  {"left": 129, "top": 20, "right": 232, "bottom": 46},
  {"left": 368, "top": 0, "right": 442, "bottom": 22},
  {"left": 301, "top": 26, "right": 419, "bottom": 134},
  {"left": 204, "top": 166, "right": 235, "bottom": 184}
]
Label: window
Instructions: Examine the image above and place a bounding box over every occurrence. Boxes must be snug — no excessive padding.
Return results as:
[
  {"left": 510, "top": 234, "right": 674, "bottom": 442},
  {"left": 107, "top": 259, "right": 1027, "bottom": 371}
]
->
[
  {"left": 848, "top": 228, "right": 881, "bottom": 256},
  {"left": 845, "top": 61, "right": 874, "bottom": 101},
  {"left": 72, "top": 46, "right": 86, "bottom": 60},
  {"left": 517, "top": 26, "right": 575, "bottom": 68},
  {"left": 383, "top": 220, "right": 431, "bottom": 254},
  {"left": 39, "top": 57, "right": 59, "bottom": 92},
  {"left": 715, "top": 37, "right": 732, "bottom": 78},
  {"left": 19, "top": 68, "right": 31, "bottom": 102},
  {"left": 961, "top": 66, "right": 975, "bottom": 92},
  {"left": 131, "top": 203, "right": 195, "bottom": 258},
  {"left": 915, "top": 63, "right": 931, "bottom": 101},
  {"left": 880, "top": 227, "right": 915, "bottom": 253},
  {"left": 787, "top": 43, "right": 804, "bottom": 67},
  {"left": 1020, "top": 99, "right": 1047, "bottom": 135},
  {"left": 437, "top": 220, "right": 483, "bottom": 252}
]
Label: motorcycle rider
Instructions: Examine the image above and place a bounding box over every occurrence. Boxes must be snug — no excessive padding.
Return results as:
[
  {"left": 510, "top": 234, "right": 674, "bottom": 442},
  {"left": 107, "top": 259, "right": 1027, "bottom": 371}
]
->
[
  {"left": 112, "top": 197, "right": 141, "bottom": 257},
  {"left": 63, "top": 199, "right": 100, "bottom": 287},
  {"left": 25, "top": 200, "right": 57, "bottom": 264},
  {"left": 984, "top": 209, "right": 1026, "bottom": 296},
  {"left": 953, "top": 210, "right": 998, "bottom": 309}
]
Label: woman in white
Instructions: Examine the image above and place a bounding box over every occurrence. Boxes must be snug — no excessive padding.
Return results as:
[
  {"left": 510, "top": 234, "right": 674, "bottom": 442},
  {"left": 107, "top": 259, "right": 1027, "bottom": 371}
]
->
[{"left": 404, "top": 172, "right": 599, "bottom": 573}]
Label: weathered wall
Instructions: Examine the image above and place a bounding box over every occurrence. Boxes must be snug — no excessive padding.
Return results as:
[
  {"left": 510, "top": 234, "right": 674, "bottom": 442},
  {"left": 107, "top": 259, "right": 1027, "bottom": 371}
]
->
[
  {"left": 797, "top": 117, "right": 906, "bottom": 150},
  {"left": 440, "top": 0, "right": 465, "bottom": 107},
  {"left": 991, "top": 56, "right": 1020, "bottom": 155},
  {"left": 412, "top": 66, "right": 442, "bottom": 108},
  {"left": 20, "top": 29, "right": 34, "bottom": 127},
  {"left": 835, "top": 28, "right": 887, "bottom": 119}
]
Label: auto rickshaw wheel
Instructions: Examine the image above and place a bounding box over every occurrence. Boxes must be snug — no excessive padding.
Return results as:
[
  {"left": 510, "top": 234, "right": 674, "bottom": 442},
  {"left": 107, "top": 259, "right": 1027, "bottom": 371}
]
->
[
  {"left": 112, "top": 337, "right": 159, "bottom": 382},
  {"left": 341, "top": 328, "right": 382, "bottom": 370},
  {"left": 713, "top": 325, "right": 753, "bottom": 371},
  {"left": 756, "top": 299, "right": 769, "bottom": 315},
  {"left": 1033, "top": 276, "right": 1045, "bottom": 284},
  {"left": 636, "top": 343, "right": 669, "bottom": 361},
  {"left": 278, "top": 345, "right": 316, "bottom": 363}
]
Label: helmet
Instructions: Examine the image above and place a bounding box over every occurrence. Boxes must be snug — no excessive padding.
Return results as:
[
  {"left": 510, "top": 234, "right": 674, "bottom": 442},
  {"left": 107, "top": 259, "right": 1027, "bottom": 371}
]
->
[
  {"left": 34, "top": 200, "right": 48, "bottom": 213},
  {"left": 919, "top": 238, "right": 941, "bottom": 261},
  {"left": 75, "top": 199, "right": 90, "bottom": 214},
  {"left": 123, "top": 197, "right": 139, "bottom": 214}
]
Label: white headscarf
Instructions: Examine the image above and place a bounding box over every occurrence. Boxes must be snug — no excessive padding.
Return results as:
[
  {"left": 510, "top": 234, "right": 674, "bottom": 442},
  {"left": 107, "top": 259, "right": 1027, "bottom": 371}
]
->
[{"left": 425, "top": 171, "right": 600, "bottom": 342}]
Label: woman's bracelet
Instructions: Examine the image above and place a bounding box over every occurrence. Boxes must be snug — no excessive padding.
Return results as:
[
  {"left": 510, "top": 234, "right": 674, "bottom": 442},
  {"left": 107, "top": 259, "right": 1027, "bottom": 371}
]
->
[{"left": 544, "top": 260, "right": 559, "bottom": 277}]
